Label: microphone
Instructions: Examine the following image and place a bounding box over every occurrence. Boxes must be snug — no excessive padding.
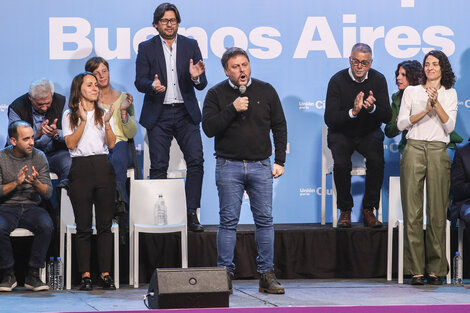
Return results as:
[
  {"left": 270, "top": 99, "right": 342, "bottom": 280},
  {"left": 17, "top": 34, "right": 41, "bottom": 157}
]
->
[{"left": 239, "top": 85, "right": 247, "bottom": 120}]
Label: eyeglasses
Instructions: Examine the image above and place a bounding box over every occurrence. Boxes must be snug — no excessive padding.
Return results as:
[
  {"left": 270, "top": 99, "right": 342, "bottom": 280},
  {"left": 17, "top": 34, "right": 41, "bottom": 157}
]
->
[
  {"left": 159, "top": 18, "right": 178, "bottom": 25},
  {"left": 350, "top": 58, "right": 372, "bottom": 67}
]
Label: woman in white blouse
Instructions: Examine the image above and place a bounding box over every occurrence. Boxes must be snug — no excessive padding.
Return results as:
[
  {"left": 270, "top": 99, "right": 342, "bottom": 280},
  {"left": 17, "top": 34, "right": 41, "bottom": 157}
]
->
[
  {"left": 397, "top": 50, "right": 458, "bottom": 285},
  {"left": 62, "top": 72, "right": 116, "bottom": 291}
]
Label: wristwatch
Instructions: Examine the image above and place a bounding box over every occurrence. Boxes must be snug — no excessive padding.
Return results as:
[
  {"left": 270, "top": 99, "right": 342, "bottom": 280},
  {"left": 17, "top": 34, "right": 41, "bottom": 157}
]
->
[{"left": 53, "top": 133, "right": 60, "bottom": 140}]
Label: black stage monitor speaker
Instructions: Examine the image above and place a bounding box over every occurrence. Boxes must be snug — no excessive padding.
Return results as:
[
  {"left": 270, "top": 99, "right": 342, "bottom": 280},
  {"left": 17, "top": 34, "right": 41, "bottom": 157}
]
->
[{"left": 145, "top": 267, "right": 230, "bottom": 309}]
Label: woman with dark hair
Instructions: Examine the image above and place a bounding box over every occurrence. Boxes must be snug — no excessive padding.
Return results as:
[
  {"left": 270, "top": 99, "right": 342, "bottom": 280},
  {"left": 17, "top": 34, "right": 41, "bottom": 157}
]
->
[
  {"left": 85, "top": 56, "right": 137, "bottom": 203},
  {"left": 397, "top": 50, "right": 458, "bottom": 285},
  {"left": 385, "top": 60, "right": 423, "bottom": 152},
  {"left": 386, "top": 60, "right": 462, "bottom": 152},
  {"left": 62, "top": 72, "right": 117, "bottom": 290}
]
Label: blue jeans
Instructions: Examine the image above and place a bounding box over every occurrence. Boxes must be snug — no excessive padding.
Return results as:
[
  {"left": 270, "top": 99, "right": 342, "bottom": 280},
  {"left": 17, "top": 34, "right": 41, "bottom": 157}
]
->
[
  {"left": 109, "top": 140, "right": 133, "bottom": 203},
  {"left": 46, "top": 149, "right": 72, "bottom": 181},
  {"left": 0, "top": 204, "right": 53, "bottom": 269},
  {"left": 215, "top": 157, "right": 274, "bottom": 274}
]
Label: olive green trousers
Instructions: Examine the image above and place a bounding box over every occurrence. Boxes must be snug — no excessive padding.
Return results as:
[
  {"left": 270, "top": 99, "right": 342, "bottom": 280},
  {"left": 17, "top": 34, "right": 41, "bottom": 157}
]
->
[{"left": 400, "top": 139, "right": 450, "bottom": 276}]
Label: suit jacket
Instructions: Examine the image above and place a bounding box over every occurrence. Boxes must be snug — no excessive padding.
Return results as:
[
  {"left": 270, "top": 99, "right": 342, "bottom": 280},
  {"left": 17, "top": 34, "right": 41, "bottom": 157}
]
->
[
  {"left": 449, "top": 142, "right": 470, "bottom": 223},
  {"left": 135, "top": 34, "right": 207, "bottom": 129}
]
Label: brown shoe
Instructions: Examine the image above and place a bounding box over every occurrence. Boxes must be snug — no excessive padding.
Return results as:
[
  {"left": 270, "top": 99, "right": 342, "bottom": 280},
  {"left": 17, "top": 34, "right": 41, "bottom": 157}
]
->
[
  {"left": 227, "top": 272, "right": 234, "bottom": 294},
  {"left": 259, "top": 271, "right": 285, "bottom": 294},
  {"left": 338, "top": 210, "right": 352, "bottom": 228},
  {"left": 362, "top": 208, "right": 382, "bottom": 228}
]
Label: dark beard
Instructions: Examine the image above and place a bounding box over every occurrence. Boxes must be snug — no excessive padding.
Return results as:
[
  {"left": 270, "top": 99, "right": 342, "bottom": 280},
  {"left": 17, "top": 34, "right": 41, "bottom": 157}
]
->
[{"left": 159, "top": 31, "right": 176, "bottom": 40}]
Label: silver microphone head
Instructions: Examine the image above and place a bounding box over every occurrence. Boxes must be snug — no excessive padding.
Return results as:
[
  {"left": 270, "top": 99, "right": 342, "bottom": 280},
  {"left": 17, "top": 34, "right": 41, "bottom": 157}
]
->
[{"left": 239, "top": 85, "right": 246, "bottom": 94}]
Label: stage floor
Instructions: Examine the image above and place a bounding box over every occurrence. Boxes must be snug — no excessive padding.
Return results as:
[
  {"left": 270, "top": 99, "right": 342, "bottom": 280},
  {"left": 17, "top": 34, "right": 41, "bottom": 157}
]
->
[{"left": 1, "top": 278, "right": 470, "bottom": 313}]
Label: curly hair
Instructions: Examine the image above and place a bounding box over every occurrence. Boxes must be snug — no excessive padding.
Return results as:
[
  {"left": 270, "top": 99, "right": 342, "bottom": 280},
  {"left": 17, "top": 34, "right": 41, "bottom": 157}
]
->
[
  {"left": 67, "top": 72, "right": 104, "bottom": 130},
  {"left": 422, "top": 50, "right": 456, "bottom": 89}
]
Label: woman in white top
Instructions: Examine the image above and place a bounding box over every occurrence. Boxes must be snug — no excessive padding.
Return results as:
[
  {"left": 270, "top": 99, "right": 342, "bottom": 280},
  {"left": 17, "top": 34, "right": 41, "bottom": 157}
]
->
[
  {"left": 62, "top": 72, "right": 116, "bottom": 291},
  {"left": 397, "top": 50, "right": 458, "bottom": 285}
]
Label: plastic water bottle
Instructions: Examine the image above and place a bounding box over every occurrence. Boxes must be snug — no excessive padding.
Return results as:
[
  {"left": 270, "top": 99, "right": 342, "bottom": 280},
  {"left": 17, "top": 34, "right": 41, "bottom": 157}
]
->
[
  {"left": 154, "top": 194, "right": 167, "bottom": 225},
  {"left": 54, "top": 257, "right": 64, "bottom": 291},
  {"left": 46, "top": 257, "right": 55, "bottom": 290},
  {"left": 453, "top": 251, "right": 464, "bottom": 286}
]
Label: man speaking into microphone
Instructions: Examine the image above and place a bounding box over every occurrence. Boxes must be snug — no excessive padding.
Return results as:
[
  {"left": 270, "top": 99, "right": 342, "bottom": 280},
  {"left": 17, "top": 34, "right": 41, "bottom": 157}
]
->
[{"left": 202, "top": 47, "right": 287, "bottom": 294}]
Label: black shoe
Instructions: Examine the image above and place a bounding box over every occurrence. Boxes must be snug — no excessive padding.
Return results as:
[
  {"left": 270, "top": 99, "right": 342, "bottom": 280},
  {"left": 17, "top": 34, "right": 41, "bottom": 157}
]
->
[
  {"left": 427, "top": 275, "right": 444, "bottom": 285},
  {"left": 24, "top": 268, "right": 49, "bottom": 291},
  {"left": 0, "top": 269, "right": 17, "bottom": 292},
  {"left": 259, "top": 271, "right": 285, "bottom": 294},
  {"left": 79, "top": 277, "right": 93, "bottom": 291},
  {"left": 410, "top": 275, "right": 425, "bottom": 285},
  {"left": 227, "top": 272, "right": 234, "bottom": 294},
  {"left": 100, "top": 275, "right": 116, "bottom": 290},
  {"left": 187, "top": 212, "right": 204, "bottom": 232}
]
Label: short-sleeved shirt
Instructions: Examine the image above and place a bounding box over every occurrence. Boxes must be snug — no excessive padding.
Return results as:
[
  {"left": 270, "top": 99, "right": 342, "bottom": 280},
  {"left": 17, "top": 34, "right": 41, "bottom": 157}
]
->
[{"left": 62, "top": 109, "right": 109, "bottom": 157}]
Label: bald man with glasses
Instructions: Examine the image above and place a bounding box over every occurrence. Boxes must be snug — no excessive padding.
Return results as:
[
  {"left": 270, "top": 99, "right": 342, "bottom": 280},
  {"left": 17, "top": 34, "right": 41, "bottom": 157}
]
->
[{"left": 324, "top": 43, "right": 392, "bottom": 228}]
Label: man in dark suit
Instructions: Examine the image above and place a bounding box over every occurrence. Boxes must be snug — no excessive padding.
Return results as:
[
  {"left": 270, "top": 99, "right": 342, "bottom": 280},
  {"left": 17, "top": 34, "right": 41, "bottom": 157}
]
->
[
  {"left": 450, "top": 141, "right": 470, "bottom": 232},
  {"left": 135, "top": 2, "right": 207, "bottom": 232}
]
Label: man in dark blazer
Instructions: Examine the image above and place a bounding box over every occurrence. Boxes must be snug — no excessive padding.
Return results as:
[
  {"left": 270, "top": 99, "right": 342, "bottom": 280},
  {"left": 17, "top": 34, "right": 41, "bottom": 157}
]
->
[
  {"left": 450, "top": 141, "right": 470, "bottom": 233},
  {"left": 135, "top": 2, "right": 207, "bottom": 232}
]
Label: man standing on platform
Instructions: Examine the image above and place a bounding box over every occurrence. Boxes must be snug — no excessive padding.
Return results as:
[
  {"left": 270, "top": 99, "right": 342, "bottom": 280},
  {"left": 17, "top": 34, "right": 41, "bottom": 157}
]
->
[
  {"left": 135, "top": 2, "right": 207, "bottom": 232},
  {"left": 202, "top": 47, "right": 287, "bottom": 294},
  {"left": 324, "top": 43, "right": 391, "bottom": 228},
  {"left": 8, "top": 78, "right": 71, "bottom": 183},
  {"left": 0, "top": 121, "right": 53, "bottom": 292}
]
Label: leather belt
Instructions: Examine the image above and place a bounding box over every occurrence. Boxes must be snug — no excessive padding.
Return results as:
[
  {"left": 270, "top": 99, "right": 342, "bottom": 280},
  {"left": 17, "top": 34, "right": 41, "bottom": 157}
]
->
[{"left": 163, "top": 103, "right": 184, "bottom": 107}]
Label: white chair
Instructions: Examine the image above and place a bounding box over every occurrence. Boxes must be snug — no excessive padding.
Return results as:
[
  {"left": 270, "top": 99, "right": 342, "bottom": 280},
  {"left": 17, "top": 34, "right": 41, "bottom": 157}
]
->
[
  {"left": 143, "top": 133, "right": 201, "bottom": 220},
  {"left": 127, "top": 168, "right": 135, "bottom": 181},
  {"left": 143, "top": 132, "right": 187, "bottom": 179},
  {"left": 10, "top": 228, "right": 46, "bottom": 282},
  {"left": 387, "top": 176, "right": 451, "bottom": 284},
  {"left": 59, "top": 188, "right": 119, "bottom": 290},
  {"left": 320, "top": 125, "right": 383, "bottom": 227},
  {"left": 129, "top": 178, "right": 188, "bottom": 288}
]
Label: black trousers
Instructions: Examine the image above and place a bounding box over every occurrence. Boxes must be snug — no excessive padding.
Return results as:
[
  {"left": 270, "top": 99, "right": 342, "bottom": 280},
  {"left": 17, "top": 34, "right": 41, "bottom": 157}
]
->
[
  {"left": 68, "top": 155, "right": 116, "bottom": 273},
  {"left": 327, "top": 129, "right": 385, "bottom": 211},
  {"left": 147, "top": 105, "right": 204, "bottom": 213}
]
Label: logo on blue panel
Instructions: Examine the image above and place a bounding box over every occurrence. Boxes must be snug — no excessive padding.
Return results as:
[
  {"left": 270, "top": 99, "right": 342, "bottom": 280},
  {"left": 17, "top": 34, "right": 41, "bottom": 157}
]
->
[
  {"left": 384, "top": 142, "right": 400, "bottom": 154},
  {"left": 300, "top": 187, "right": 332, "bottom": 197},
  {"left": 458, "top": 100, "right": 470, "bottom": 109},
  {"left": 298, "top": 101, "right": 325, "bottom": 110}
]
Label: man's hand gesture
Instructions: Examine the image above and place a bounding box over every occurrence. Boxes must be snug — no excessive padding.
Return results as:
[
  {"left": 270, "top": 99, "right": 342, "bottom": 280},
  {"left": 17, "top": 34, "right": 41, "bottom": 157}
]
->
[
  {"left": 363, "top": 90, "right": 376, "bottom": 112},
  {"left": 16, "top": 165, "right": 28, "bottom": 186},
  {"left": 352, "top": 92, "right": 364, "bottom": 116},
  {"left": 25, "top": 166, "right": 39, "bottom": 186},
  {"left": 189, "top": 59, "right": 205, "bottom": 80},
  {"left": 152, "top": 74, "right": 166, "bottom": 93}
]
